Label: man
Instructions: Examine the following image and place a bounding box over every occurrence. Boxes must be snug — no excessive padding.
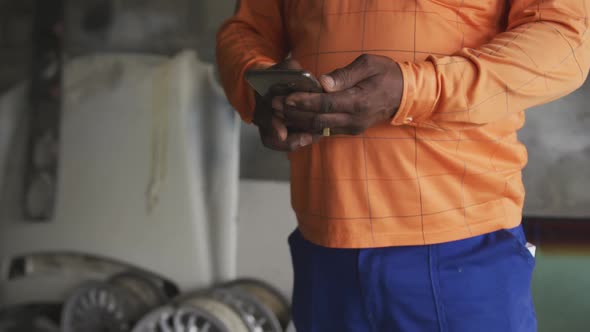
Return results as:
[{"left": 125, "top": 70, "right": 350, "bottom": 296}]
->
[{"left": 217, "top": 1, "right": 589, "bottom": 331}]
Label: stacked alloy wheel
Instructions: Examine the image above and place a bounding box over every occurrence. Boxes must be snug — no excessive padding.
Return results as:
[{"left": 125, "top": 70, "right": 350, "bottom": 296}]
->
[
  {"left": 61, "top": 271, "right": 169, "bottom": 332},
  {"left": 224, "top": 279, "right": 291, "bottom": 329},
  {"left": 132, "top": 278, "right": 290, "bottom": 332}
]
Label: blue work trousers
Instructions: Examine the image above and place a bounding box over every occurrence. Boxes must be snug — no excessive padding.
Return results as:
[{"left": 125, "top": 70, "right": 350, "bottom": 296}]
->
[{"left": 289, "top": 225, "right": 537, "bottom": 332}]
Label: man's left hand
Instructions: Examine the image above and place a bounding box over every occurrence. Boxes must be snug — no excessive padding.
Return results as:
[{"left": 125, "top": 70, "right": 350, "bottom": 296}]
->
[{"left": 272, "top": 54, "right": 404, "bottom": 136}]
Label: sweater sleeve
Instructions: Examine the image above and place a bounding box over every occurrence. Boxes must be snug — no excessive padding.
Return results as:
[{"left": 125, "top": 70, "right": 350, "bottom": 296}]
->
[
  {"left": 216, "top": 0, "right": 288, "bottom": 122},
  {"left": 392, "top": 0, "right": 590, "bottom": 130}
]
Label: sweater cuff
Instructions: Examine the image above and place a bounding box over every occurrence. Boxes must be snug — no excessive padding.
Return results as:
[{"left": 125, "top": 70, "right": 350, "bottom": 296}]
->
[{"left": 391, "top": 60, "right": 438, "bottom": 126}]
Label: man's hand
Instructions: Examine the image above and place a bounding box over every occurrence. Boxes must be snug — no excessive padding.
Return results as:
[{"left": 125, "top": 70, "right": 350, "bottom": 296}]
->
[
  {"left": 272, "top": 54, "right": 404, "bottom": 135},
  {"left": 252, "top": 60, "right": 320, "bottom": 151}
]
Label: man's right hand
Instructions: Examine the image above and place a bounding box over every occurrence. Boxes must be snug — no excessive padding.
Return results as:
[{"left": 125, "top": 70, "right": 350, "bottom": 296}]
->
[{"left": 252, "top": 60, "right": 320, "bottom": 152}]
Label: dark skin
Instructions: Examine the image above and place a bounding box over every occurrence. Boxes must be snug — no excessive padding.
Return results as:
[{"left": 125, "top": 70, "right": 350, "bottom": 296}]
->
[
  {"left": 270, "top": 54, "right": 405, "bottom": 138},
  {"left": 254, "top": 54, "right": 404, "bottom": 151},
  {"left": 252, "top": 60, "right": 322, "bottom": 152}
]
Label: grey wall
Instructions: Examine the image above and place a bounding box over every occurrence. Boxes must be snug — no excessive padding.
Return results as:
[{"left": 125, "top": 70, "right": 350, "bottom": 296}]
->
[{"left": 519, "top": 80, "right": 590, "bottom": 217}]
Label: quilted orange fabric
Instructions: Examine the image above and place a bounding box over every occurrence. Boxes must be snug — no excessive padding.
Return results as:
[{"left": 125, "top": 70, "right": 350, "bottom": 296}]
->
[{"left": 217, "top": 0, "right": 590, "bottom": 248}]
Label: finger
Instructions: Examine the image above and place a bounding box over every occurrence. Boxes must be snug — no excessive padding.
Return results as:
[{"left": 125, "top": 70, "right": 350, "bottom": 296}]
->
[
  {"left": 284, "top": 132, "right": 314, "bottom": 151},
  {"left": 262, "top": 131, "right": 316, "bottom": 152},
  {"left": 271, "top": 95, "right": 287, "bottom": 111},
  {"left": 282, "top": 109, "right": 359, "bottom": 135},
  {"left": 320, "top": 54, "right": 379, "bottom": 92},
  {"left": 284, "top": 88, "right": 363, "bottom": 114},
  {"left": 274, "top": 111, "right": 286, "bottom": 120},
  {"left": 271, "top": 115, "right": 288, "bottom": 141},
  {"left": 270, "top": 96, "right": 287, "bottom": 120}
]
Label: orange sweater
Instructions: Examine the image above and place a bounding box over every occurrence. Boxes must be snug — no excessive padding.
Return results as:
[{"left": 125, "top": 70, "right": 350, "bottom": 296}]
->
[{"left": 217, "top": 0, "right": 590, "bottom": 248}]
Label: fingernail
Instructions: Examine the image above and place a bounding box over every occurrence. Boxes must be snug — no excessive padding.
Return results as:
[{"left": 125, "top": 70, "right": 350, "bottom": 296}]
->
[
  {"left": 300, "top": 135, "right": 313, "bottom": 147},
  {"left": 278, "top": 128, "right": 288, "bottom": 141},
  {"left": 321, "top": 75, "right": 335, "bottom": 89},
  {"left": 286, "top": 100, "right": 296, "bottom": 107}
]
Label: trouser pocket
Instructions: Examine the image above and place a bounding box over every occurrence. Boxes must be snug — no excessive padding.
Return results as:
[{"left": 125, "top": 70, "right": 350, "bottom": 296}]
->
[{"left": 502, "top": 224, "right": 536, "bottom": 267}]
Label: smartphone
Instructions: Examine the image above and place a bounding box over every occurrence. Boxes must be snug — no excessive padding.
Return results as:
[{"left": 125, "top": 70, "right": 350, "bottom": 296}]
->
[{"left": 245, "top": 69, "right": 323, "bottom": 96}]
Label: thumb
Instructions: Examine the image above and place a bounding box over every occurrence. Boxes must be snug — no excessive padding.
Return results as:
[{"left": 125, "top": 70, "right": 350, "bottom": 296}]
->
[
  {"left": 271, "top": 115, "right": 288, "bottom": 141},
  {"left": 320, "top": 54, "right": 375, "bottom": 92}
]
